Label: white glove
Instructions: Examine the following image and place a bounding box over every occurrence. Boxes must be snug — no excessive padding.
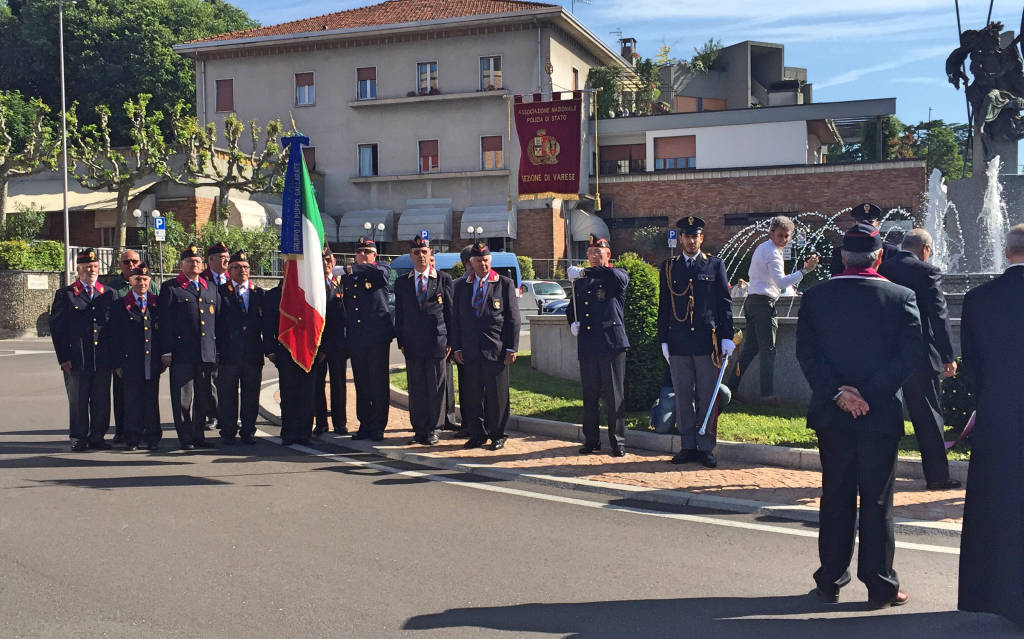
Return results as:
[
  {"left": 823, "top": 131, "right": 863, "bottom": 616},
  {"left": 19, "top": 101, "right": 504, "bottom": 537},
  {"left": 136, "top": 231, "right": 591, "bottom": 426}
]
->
[
  {"left": 721, "top": 338, "right": 736, "bottom": 357},
  {"left": 567, "top": 266, "right": 583, "bottom": 281},
  {"left": 570, "top": 322, "right": 580, "bottom": 337},
  {"left": 661, "top": 343, "right": 671, "bottom": 364}
]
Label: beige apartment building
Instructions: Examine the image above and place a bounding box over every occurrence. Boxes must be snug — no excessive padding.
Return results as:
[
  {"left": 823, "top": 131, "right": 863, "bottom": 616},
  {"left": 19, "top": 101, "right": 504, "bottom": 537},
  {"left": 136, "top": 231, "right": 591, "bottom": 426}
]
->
[{"left": 174, "top": 0, "right": 630, "bottom": 259}]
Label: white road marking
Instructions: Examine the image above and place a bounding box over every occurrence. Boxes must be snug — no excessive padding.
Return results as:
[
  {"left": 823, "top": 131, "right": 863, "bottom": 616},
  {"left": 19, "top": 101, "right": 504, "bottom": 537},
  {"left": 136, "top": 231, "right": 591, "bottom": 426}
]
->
[
  {"left": 0, "top": 350, "right": 52, "bottom": 356},
  {"left": 255, "top": 430, "right": 960, "bottom": 556}
]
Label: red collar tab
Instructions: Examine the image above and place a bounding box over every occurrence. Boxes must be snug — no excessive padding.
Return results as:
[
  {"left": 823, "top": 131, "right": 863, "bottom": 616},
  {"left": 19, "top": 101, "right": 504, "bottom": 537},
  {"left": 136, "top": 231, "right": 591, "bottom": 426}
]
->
[
  {"left": 838, "top": 267, "right": 886, "bottom": 279},
  {"left": 72, "top": 281, "right": 103, "bottom": 295},
  {"left": 470, "top": 270, "right": 499, "bottom": 284}
]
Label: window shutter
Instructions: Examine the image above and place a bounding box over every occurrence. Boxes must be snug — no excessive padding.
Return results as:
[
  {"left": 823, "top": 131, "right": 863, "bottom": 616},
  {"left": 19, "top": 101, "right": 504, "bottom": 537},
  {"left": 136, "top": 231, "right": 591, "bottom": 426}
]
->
[
  {"left": 215, "top": 79, "right": 233, "bottom": 112},
  {"left": 654, "top": 136, "right": 696, "bottom": 159},
  {"left": 357, "top": 67, "right": 376, "bottom": 81},
  {"left": 481, "top": 136, "right": 502, "bottom": 152},
  {"left": 295, "top": 73, "right": 314, "bottom": 87},
  {"left": 419, "top": 140, "right": 438, "bottom": 157}
]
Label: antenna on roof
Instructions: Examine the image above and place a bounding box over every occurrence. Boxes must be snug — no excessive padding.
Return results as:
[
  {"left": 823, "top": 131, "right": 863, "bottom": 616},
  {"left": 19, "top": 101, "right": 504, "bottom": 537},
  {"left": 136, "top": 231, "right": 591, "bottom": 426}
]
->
[
  {"left": 610, "top": 28, "right": 623, "bottom": 43},
  {"left": 570, "top": 0, "right": 591, "bottom": 14}
]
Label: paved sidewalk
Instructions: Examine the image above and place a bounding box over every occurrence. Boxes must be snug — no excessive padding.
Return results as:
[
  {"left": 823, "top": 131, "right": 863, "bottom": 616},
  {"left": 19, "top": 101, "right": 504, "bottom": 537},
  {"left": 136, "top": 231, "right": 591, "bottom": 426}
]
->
[{"left": 264, "top": 380, "right": 965, "bottom": 534}]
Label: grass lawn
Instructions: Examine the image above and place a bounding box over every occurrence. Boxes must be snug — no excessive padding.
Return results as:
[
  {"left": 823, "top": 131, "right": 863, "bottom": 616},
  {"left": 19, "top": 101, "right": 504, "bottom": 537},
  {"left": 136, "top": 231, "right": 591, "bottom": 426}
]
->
[{"left": 389, "top": 354, "right": 969, "bottom": 460}]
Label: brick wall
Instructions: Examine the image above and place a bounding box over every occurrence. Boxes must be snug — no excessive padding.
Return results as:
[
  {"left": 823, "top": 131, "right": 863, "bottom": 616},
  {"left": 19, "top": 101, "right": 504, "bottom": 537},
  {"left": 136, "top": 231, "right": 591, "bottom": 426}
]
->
[
  {"left": 516, "top": 205, "right": 566, "bottom": 261},
  {"left": 597, "top": 162, "right": 927, "bottom": 254},
  {"left": 158, "top": 196, "right": 216, "bottom": 230}
]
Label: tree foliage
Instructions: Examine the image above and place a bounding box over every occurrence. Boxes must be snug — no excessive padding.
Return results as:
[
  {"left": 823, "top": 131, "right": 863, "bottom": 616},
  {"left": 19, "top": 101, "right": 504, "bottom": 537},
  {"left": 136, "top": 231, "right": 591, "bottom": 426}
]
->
[
  {"left": 830, "top": 116, "right": 970, "bottom": 179},
  {"left": 0, "top": 91, "right": 57, "bottom": 221},
  {"left": 688, "top": 38, "right": 723, "bottom": 75},
  {"left": 0, "top": 204, "right": 46, "bottom": 240},
  {"left": 0, "top": 0, "right": 257, "bottom": 143},
  {"left": 587, "top": 65, "right": 625, "bottom": 119},
  {"left": 616, "top": 251, "right": 666, "bottom": 410}
]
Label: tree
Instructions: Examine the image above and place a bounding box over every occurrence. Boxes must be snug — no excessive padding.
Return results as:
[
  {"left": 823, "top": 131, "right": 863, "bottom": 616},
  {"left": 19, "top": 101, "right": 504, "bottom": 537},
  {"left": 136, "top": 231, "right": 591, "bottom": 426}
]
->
[
  {"left": 67, "top": 94, "right": 168, "bottom": 261},
  {"left": 0, "top": 91, "right": 57, "bottom": 222},
  {"left": 0, "top": 0, "right": 257, "bottom": 144},
  {"left": 630, "top": 58, "right": 661, "bottom": 116},
  {"left": 689, "top": 38, "right": 723, "bottom": 75},
  {"left": 587, "top": 66, "right": 624, "bottom": 119},
  {"left": 165, "top": 105, "right": 287, "bottom": 222},
  {"left": 654, "top": 44, "right": 676, "bottom": 66}
]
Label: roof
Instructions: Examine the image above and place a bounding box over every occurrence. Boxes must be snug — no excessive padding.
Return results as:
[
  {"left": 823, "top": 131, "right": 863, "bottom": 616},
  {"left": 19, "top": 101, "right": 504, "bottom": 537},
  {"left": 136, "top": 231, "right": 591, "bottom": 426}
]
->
[
  {"left": 5, "top": 175, "right": 161, "bottom": 214},
  {"left": 187, "top": 0, "right": 558, "bottom": 44}
]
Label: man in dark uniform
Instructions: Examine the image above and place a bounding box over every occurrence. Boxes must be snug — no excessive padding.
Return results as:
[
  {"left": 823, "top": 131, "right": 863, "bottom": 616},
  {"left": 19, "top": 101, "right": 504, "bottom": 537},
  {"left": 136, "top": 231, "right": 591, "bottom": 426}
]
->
[
  {"left": 451, "top": 242, "right": 520, "bottom": 450},
  {"left": 394, "top": 235, "right": 454, "bottom": 446},
  {"left": 159, "top": 244, "right": 220, "bottom": 450},
  {"left": 315, "top": 247, "right": 347, "bottom": 438},
  {"left": 878, "top": 229, "right": 960, "bottom": 490},
  {"left": 106, "top": 248, "right": 159, "bottom": 444},
  {"left": 215, "top": 251, "right": 265, "bottom": 445},
  {"left": 797, "top": 223, "right": 922, "bottom": 608},
  {"left": 342, "top": 237, "right": 394, "bottom": 441},
  {"left": 50, "top": 248, "right": 115, "bottom": 451},
  {"left": 566, "top": 235, "right": 630, "bottom": 457},
  {"left": 451, "top": 245, "right": 479, "bottom": 438},
  {"left": 263, "top": 281, "right": 323, "bottom": 445},
  {"left": 829, "top": 203, "right": 899, "bottom": 276},
  {"left": 658, "top": 217, "right": 735, "bottom": 468},
  {"left": 435, "top": 251, "right": 459, "bottom": 432},
  {"left": 111, "top": 262, "right": 163, "bottom": 451},
  {"left": 200, "top": 241, "right": 230, "bottom": 432}
]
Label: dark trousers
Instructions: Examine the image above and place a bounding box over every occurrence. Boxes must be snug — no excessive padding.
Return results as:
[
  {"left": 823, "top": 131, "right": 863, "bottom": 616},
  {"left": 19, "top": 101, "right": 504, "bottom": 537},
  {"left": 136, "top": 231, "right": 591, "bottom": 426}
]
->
[
  {"left": 456, "top": 362, "right": 483, "bottom": 432},
  {"left": 443, "top": 359, "right": 457, "bottom": 428},
  {"left": 123, "top": 375, "right": 161, "bottom": 446},
  {"left": 462, "top": 358, "right": 510, "bottom": 441},
  {"left": 315, "top": 351, "right": 347, "bottom": 433},
  {"left": 112, "top": 374, "right": 124, "bottom": 439},
  {"left": 314, "top": 361, "right": 329, "bottom": 433},
  {"left": 580, "top": 351, "right": 627, "bottom": 449},
  {"left": 726, "top": 294, "right": 777, "bottom": 397},
  {"left": 350, "top": 342, "right": 390, "bottom": 437},
  {"left": 406, "top": 356, "right": 446, "bottom": 437},
  {"left": 901, "top": 367, "right": 950, "bottom": 484},
  {"left": 217, "top": 363, "right": 263, "bottom": 438},
  {"left": 814, "top": 426, "right": 901, "bottom": 603},
  {"left": 63, "top": 369, "right": 111, "bottom": 443},
  {"left": 169, "top": 363, "right": 214, "bottom": 446},
  {"left": 278, "top": 356, "right": 322, "bottom": 443}
]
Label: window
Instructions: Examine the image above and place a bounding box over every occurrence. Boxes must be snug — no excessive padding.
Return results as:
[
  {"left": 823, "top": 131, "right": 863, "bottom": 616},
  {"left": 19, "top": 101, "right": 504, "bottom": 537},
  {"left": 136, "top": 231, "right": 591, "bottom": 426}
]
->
[
  {"left": 295, "top": 72, "right": 315, "bottom": 106},
  {"left": 358, "top": 144, "right": 378, "bottom": 177},
  {"left": 417, "top": 61, "right": 438, "bottom": 94},
  {"left": 572, "top": 67, "right": 579, "bottom": 91},
  {"left": 357, "top": 67, "right": 377, "bottom": 100},
  {"left": 100, "top": 227, "right": 116, "bottom": 248},
  {"left": 215, "top": 79, "right": 233, "bottom": 112},
  {"left": 598, "top": 144, "right": 645, "bottom": 174},
  {"left": 302, "top": 147, "right": 316, "bottom": 171},
  {"left": 654, "top": 136, "right": 696, "bottom": 171},
  {"left": 481, "top": 136, "right": 503, "bottom": 170},
  {"left": 418, "top": 139, "right": 439, "bottom": 173},
  {"left": 480, "top": 56, "right": 502, "bottom": 90}
]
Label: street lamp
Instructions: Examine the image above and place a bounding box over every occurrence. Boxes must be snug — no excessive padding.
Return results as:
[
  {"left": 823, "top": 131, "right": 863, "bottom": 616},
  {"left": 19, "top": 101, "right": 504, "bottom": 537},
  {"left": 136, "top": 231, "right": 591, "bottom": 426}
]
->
[
  {"left": 58, "top": 0, "right": 75, "bottom": 284},
  {"left": 133, "top": 207, "right": 162, "bottom": 280},
  {"left": 467, "top": 225, "right": 484, "bottom": 242},
  {"left": 363, "top": 220, "right": 385, "bottom": 243}
]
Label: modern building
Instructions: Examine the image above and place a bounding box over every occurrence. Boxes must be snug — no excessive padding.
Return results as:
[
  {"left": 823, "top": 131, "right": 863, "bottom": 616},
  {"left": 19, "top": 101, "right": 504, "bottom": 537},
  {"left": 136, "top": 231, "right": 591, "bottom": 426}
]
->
[{"left": 174, "top": 0, "right": 632, "bottom": 260}]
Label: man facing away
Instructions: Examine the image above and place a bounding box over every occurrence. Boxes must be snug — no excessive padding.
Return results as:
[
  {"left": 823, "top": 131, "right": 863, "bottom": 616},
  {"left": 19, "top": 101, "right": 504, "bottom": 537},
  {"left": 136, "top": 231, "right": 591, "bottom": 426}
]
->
[
  {"left": 451, "top": 242, "right": 520, "bottom": 451},
  {"left": 797, "top": 223, "right": 923, "bottom": 608},
  {"left": 566, "top": 234, "right": 630, "bottom": 457},
  {"left": 878, "top": 228, "right": 960, "bottom": 490},
  {"left": 958, "top": 224, "right": 1024, "bottom": 628},
  {"left": 725, "top": 216, "right": 818, "bottom": 405}
]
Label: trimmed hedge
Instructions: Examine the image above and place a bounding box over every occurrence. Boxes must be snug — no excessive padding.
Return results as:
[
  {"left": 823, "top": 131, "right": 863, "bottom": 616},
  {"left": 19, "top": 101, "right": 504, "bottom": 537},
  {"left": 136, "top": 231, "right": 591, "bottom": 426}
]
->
[
  {"left": 617, "top": 251, "right": 667, "bottom": 410},
  {"left": 0, "top": 240, "right": 64, "bottom": 271},
  {"left": 517, "top": 255, "right": 535, "bottom": 281}
]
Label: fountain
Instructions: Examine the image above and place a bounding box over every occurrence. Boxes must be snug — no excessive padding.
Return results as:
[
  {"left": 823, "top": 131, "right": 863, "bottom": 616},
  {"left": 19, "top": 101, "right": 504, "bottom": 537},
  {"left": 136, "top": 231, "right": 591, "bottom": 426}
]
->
[{"left": 977, "top": 156, "right": 1009, "bottom": 272}]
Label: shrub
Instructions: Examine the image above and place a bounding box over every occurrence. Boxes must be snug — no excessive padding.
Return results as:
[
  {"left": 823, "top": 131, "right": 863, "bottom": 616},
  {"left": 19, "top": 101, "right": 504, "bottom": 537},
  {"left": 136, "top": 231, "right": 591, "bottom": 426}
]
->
[
  {"left": 517, "top": 255, "right": 535, "bottom": 281},
  {"left": 940, "top": 357, "right": 975, "bottom": 432},
  {"left": 0, "top": 205, "right": 46, "bottom": 241},
  {"left": 0, "top": 240, "right": 32, "bottom": 269},
  {"left": 0, "top": 239, "right": 63, "bottom": 271},
  {"left": 450, "top": 261, "right": 465, "bottom": 278},
  {"left": 617, "top": 251, "right": 667, "bottom": 410}
]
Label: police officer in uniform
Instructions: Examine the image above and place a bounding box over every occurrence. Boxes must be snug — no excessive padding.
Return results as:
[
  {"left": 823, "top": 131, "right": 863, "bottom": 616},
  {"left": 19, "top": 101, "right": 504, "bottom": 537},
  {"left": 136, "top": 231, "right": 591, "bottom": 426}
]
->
[
  {"left": 159, "top": 244, "right": 220, "bottom": 450},
  {"left": 315, "top": 246, "right": 347, "bottom": 438},
  {"left": 111, "top": 262, "right": 163, "bottom": 451},
  {"left": 200, "top": 241, "right": 230, "bottom": 431},
  {"left": 342, "top": 237, "right": 394, "bottom": 441},
  {"left": 451, "top": 242, "right": 520, "bottom": 450},
  {"left": 829, "top": 203, "right": 900, "bottom": 276},
  {"left": 215, "top": 251, "right": 265, "bottom": 445},
  {"left": 394, "top": 235, "right": 454, "bottom": 446},
  {"left": 566, "top": 235, "right": 630, "bottom": 457},
  {"left": 658, "top": 217, "right": 735, "bottom": 468},
  {"left": 50, "top": 248, "right": 115, "bottom": 451}
]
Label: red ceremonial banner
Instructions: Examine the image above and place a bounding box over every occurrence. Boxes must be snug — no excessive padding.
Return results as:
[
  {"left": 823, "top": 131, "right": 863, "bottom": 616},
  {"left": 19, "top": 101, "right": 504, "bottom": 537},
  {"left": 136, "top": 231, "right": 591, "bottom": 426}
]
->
[{"left": 514, "top": 93, "right": 582, "bottom": 200}]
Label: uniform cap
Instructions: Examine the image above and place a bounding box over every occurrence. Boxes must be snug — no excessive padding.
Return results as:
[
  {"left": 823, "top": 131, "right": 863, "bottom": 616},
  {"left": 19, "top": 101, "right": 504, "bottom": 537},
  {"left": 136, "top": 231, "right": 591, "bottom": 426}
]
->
[
  {"left": 128, "top": 262, "right": 151, "bottom": 277},
  {"left": 470, "top": 241, "right": 490, "bottom": 257},
  {"left": 588, "top": 234, "right": 610, "bottom": 249},
  {"left": 357, "top": 237, "right": 377, "bottom": 252},
  {"left": 842, "top": 222, "right": 883, "bottom": 252},
  {"left": 206, "top": 241, "right": 230, "bottom": 256},
  {"left": 410, "top": 235, "right": 430, "bottom": 249},
  {"left": 76, "top": 248, "right": 98, "bottom": 264},
  {"left": 675, "top": 215, "right": 706, "bottom": 235},
  {"left": 179, "top": 245, "right": 201, "bottom": 260},
  {"left": 851, "top": 202, "right": 883, "bottom": 222},
  {"left": 229, "top": 251, "right": 249, "bottom": 264}
]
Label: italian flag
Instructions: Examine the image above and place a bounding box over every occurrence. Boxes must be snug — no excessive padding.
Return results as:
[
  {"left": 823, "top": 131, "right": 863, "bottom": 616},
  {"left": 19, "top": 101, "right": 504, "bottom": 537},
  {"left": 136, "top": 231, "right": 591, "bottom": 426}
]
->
[{"left": 278, "top": 135, "right": 326, "bottom": 372}]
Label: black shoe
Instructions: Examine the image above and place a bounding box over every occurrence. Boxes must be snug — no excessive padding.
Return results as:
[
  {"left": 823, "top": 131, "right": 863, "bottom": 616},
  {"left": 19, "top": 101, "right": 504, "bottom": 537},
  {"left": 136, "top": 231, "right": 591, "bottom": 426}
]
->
[
  {"left": 89, "top": 440, "right": 112, "bottom": 450},
  {"left": 440, "top": 423, "right": 460, "bottom": 432},
  {"left": 144, "top": 442, "right": 159, "bottom": 451},
  {"left": 425, "top": 433, "right": 439, "bottom": 445},
  {"left": 280, "top": 438, "right": 296, "bottom": 446},
  {"left": 490, "top": 437, "right": 507, "bottom": 451},
  {"left": 454, "top": 428, "right": 473, "bottom": 439},
  {"left": 295, "top": 437, "right": 312, "bottom": 446},
  {"left": 112, "top": 434, "right": 125, "bottom": 444},
  {"left": 71, "top": 440, "right": 89, "bottom": 452},
  {"left": 351, "top": 432, "right": 370, "bottom": 440},
  {"left": 463, "top": 437, "right": 487, "bottom": 449},
  {"left": 332, "top": 426, "right": 349, "bottom": 435},
  {"left": 611, "top": 446, "right": 626, "bottom": 458},
  {"left": 370, "top": 434, "right": 385, "bottom": 442},
  {"left": 670, "top": 449, "right": 700, "bottom": 464},
  {"left": 221, "top": 436, "right": 236, "bottom": 446},
  {"left": 125, "top": 444, "right": 139, "bottom": 452},
  {"left": 407, "top": 436, "right": 427, "bottom": 445},
  {"left": 811, "top": 587, "right": 840, "bottom": 604},
  {"left": 311, "top": 426, "right": 325, "bottom": 440},
  {"left": 193, "top": 440, "right": 216, "bottom": 449},
  {"left": 699, "top": 451, "right": 718, "bottom": 468},
  {"left": 925, "top": 479, "right": 962, "bottom": 490},
  {"left": 180, "top": 444, "right": 195, "bottom": 451},
  {"left": 579, "top": 445, "right": 602, "bottom": 455},
  {"left": 240, "top": 434, "right": 256, "bottom": 445}
]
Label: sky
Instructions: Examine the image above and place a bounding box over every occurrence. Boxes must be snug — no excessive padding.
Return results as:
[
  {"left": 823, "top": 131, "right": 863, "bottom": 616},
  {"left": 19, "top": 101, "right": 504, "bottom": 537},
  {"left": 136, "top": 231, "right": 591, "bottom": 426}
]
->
[{"left": 232, "top": 0, "right": 1024, "bottom": 127}]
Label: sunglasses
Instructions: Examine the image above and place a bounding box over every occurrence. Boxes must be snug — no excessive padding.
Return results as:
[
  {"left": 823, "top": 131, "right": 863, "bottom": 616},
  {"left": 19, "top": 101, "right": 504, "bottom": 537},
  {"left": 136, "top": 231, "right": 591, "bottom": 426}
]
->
[{"left": 121, "top": 259, "right": 140, "bottom": 265}]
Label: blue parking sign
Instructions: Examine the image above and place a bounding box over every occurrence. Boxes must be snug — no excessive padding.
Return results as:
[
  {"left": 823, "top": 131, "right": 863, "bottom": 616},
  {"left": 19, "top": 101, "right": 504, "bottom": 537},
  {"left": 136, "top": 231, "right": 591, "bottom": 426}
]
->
[
  {"left": 153, "top": 216, "right": 166, "bottom": 230},
  {"left": 420, "top": 229, "right": 429, "bottom": 240}
]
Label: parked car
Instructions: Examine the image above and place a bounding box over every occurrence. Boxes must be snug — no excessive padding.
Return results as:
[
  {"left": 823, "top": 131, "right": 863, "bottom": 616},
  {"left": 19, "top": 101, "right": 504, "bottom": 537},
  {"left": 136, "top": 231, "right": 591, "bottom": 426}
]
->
[
  {"left": 542, "top": 298, "right": 569, "bottom": 315},
  {"left": 519, "top": 280, "right": 567, "bottom": 319}
]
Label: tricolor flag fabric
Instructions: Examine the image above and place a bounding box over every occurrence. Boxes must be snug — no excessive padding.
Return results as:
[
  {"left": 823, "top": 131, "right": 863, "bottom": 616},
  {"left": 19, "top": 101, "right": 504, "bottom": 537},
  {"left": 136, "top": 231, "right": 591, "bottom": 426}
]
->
[{"left": 277, "top": 135, "right": 326, "bottom": 372}]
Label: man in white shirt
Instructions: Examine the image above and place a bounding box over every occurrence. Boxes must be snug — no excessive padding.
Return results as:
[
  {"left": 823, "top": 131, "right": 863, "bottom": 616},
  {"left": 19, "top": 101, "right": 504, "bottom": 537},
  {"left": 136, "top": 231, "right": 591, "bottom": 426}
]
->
[{"left": 725, "top": 216, "right": 818, "bottom": 404}]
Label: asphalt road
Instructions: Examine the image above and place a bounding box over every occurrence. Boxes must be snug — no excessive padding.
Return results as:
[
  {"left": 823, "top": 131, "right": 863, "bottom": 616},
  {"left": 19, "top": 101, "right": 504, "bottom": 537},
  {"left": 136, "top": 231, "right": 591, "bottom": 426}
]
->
[{"left": 0, "top": 338, "right": 1017, "bottom": 638}]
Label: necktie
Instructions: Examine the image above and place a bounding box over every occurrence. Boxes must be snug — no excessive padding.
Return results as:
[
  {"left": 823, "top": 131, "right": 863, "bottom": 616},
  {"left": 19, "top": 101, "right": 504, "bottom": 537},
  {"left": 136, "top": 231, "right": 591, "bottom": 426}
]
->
[
  {"left": 417, "top": 274, "right": 428, "bottom": 307},
  {"left": 139, "top": 295, "right": 146, "bottom": 311},
  {"left": 238, "top": 291, "right": 246, "bottom": 313},
  {"left": 84, "top": 284, "right": 92, "bottom": 299},
  {"left": 472, "top": 276, "right": 487, "bottom": 318},
  {"left": 686, "top": 258, "right": 694, "bottom": 269},
  {"left": 193, "top": 280, "right": 200, "bottom": 294}
]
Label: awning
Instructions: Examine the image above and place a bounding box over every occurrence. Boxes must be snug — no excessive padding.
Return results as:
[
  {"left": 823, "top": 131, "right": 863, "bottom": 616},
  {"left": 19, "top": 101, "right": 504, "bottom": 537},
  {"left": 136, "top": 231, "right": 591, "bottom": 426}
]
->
[
  {"left": 460, "top": 204, "right": 517, "bottom": 239},
  {"left": 338, "top": 209, "right": 395, "bottom": 242},
  {"left": 226, "top": 197, "right": 282, "bottom": 229},
  {"left": 5, "top": 174, "right": 161, "bottom": 214},
  {"left": 397, "top": 201, "right": 453, "bottom": 241},
  {"left": 570, "top": 209, "right": 610, "bottom": 241}
]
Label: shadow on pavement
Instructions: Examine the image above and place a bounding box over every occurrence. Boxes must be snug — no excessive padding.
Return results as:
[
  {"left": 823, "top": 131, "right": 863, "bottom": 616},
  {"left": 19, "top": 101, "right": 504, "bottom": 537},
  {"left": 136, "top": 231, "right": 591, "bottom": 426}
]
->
[
  {"left": 0, "top": 455, "right": 191, "bottom": 469},
  {"left": 403, "top": 596, "right": 1021, "bottom": 638},
  {"left": 30, "top": 474, "right": 230, "bottom": 490}
]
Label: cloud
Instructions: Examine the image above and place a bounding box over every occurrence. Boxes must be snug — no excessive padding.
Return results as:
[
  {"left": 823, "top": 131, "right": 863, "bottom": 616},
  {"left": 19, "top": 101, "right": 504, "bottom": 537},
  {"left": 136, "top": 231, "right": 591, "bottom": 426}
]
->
[
  {"left": 587, "top": 0, "right": 949, "bottom": 22},
  {"left": 814, "top": 45, "right": 951, "bottom": 89}
]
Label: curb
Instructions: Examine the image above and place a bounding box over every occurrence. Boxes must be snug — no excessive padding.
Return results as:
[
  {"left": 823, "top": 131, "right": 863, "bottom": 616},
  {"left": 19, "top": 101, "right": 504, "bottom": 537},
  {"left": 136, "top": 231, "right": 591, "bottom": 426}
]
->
[{"left": 258, "top": 381, "right": 961, "bottom": 538}]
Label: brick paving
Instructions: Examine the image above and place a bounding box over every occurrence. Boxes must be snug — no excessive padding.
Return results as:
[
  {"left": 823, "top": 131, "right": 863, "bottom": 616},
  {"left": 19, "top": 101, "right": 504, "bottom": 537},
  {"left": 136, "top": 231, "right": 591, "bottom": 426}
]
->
[{"left": 273, "top": 381, "right": 965, "bottom": 525}]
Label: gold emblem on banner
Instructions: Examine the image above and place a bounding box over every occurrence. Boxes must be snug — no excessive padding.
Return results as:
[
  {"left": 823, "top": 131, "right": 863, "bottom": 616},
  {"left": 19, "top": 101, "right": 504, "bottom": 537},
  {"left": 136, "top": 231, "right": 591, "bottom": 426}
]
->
[{"left": 528, "top": 129, "right": 561, "bottom": 166}]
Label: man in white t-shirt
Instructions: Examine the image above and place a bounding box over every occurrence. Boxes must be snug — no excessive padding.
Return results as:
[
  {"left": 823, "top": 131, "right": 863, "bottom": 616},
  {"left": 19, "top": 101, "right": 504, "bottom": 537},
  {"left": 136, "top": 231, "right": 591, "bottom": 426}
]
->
[{"left": 725, "top": 216, "right": 818, "bottom": 404}]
